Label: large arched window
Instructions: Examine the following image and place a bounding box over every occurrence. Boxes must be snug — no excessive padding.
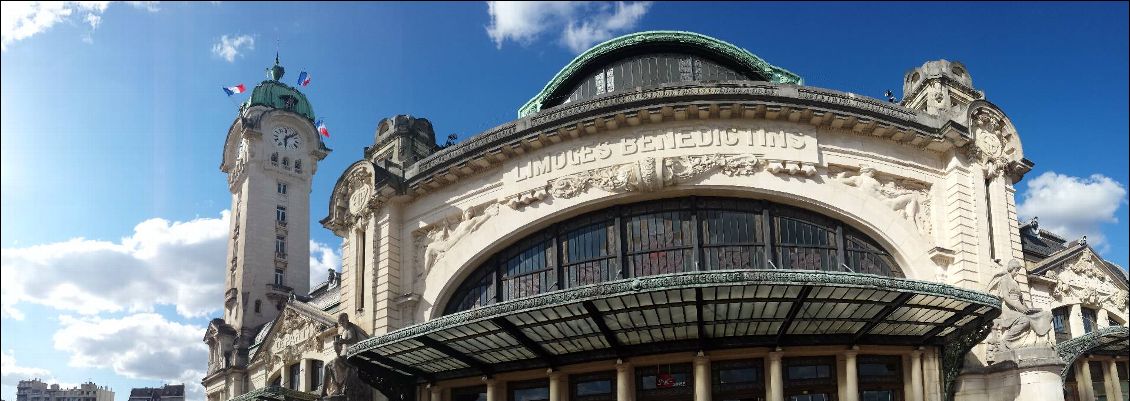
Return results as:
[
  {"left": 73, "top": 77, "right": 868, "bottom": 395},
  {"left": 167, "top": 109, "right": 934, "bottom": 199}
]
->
[{"left": 443, "top": 197, "right": 902, "bottom": 315}]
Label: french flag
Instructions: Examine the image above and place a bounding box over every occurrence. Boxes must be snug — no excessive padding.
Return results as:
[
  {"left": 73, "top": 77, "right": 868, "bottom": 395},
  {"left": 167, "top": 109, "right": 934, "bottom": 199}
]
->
[
  {"left": 296, "top": 71, "right": 311, "bottom": 87},
  {"left": 222, "top": 84, "right": 246, "bottom": 96},
  {"left": 315, "top": 119, "right": 329, "bottom": 137}
]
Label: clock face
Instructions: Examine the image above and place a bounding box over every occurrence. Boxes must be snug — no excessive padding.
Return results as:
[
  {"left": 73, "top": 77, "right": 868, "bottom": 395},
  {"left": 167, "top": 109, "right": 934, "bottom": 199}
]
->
[{"left": 272, "top": 127, "right": 301, "bottom": 152}]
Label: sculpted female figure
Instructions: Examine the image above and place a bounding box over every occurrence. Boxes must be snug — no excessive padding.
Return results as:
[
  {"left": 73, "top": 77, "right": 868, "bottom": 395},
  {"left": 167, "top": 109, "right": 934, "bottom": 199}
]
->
[{"left": 989, "top": 259, "right": 1053, "bottom": 350}]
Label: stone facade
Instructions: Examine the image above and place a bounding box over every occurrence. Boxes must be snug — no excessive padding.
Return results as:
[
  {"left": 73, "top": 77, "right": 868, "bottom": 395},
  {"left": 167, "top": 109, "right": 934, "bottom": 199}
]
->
[{"left": 203, "top": 32, "right": 1128, "bottom": 401}]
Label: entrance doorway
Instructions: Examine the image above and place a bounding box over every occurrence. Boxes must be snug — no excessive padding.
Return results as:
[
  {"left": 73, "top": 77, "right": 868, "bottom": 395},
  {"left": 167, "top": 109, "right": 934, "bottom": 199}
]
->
[{"left": 783, "top": 357, "right": 837, "bottom": 401}]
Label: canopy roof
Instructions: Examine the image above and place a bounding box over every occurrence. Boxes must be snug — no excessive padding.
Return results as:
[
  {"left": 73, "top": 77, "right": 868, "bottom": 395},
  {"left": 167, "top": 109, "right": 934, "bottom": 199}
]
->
[
  {"left": 348, "top": 270, "right": 999, "bottom": 386},
  {"left": 1057, "top": 325, "right": 1129, "bottom": 377}
]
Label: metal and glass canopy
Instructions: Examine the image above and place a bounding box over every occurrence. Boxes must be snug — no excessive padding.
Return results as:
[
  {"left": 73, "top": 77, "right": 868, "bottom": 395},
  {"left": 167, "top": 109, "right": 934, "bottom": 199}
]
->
[
  {"left": 347, "top": 270, "right": 999, "bottom": 399},
  {"left": 1056, "top": 325, "right": 1129, "bottom": 377}
]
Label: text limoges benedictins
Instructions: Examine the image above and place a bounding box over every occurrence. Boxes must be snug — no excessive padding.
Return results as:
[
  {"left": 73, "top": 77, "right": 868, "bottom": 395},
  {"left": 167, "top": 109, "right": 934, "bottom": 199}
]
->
[{"left": 509, "top": 125, "right": 819, "bottom": 182}]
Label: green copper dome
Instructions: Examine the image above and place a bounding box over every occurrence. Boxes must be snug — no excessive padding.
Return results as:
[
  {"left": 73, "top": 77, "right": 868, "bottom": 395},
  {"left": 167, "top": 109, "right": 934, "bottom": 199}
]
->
[
  {"left": 241, "top": 57, "right": 316, "bottom": 122},
  {"left": 518, "top": 30, "right": 803, "bottom": 117}
]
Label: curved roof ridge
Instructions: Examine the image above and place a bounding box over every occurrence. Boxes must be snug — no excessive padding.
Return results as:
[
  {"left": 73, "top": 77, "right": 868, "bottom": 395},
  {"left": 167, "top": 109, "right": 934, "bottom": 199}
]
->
[{"left": 518, "top": 30, "right": 803, "bottom": 117}]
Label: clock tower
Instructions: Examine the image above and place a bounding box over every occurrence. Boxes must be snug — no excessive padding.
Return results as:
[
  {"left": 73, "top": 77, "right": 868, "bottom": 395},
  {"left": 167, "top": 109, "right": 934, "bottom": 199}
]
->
[{"left": 217, "top": 56, "right": 331, "bottom": 344}]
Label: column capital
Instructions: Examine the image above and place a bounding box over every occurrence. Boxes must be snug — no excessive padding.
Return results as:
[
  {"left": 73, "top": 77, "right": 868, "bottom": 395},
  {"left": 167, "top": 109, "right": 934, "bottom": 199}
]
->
[{"left": 768, "top": 351, "right": 784, "bottom": 361}]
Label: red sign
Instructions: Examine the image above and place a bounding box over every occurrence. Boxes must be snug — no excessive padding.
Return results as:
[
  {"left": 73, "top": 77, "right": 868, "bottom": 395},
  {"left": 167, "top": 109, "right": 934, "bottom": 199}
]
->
[{"left": 656, "top": 373, "right": 675, "bottom": 388}]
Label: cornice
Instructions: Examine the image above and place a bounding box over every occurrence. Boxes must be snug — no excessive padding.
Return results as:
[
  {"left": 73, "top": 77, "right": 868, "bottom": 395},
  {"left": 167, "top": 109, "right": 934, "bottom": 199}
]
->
[{"left": 400, "top": 82, "right": 967, "bottom": 198}]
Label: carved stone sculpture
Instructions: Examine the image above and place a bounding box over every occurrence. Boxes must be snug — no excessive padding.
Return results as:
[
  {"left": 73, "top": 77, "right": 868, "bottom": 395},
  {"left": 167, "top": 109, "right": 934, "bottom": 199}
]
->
[
  {"left": 321, "top": 315, "right": 372, "bottom": 401},
  {"left": 834, "top": 166, "right": 932, "bottom": 235},
  {"left": 988, "top": 259, "right": 1053, "bottom": 357},
  {"left": 334, "top": 313, "right": 367, "bottom": 349},
  {"left": 418, "top": 203, "right": 499, "bottom": 275}
]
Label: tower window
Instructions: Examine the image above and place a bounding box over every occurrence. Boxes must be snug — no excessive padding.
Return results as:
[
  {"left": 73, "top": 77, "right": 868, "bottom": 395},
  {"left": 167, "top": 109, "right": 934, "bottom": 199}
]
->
[
  {"left": 254, "top": 300, "right": 261, "bottom": 313},
  {"left": 277, "top": 181, "right": 288, "bottom": 194},
  {"left": 276, "top": 206, "right": 287, "bottom": 223},
  {"left": 271, "top": 153, "right": 279, "bottom": 166},
  {"left": 274, "top": 269, "right": 284, "bottom": 286},
  {"left": 275, "top": 236, "right": 286, "bottom": 256},
  {"left": 294, "top": 159, "right": 302, "bottom": 174},
  {"left": 282, "top": 157, "right": 290, "bottom": 169}
]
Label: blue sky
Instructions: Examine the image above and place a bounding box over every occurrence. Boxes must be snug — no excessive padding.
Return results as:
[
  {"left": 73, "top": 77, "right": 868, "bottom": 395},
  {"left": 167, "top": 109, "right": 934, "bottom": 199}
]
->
[{"left": 1, "top": 2, "right": 1127, "bottom": 401}]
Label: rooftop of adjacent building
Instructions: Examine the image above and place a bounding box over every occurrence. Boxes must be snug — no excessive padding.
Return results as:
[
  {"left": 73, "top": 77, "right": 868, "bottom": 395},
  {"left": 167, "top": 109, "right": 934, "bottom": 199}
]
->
[
  {"left": 127, "top": 384, "right": 185, "bottom": 399},
  {"left": 1020, "top": 217, "right": 1129, "bottom": 281},
  {"left": 15, "top": 380, "right": 113, "bottom": 394}
]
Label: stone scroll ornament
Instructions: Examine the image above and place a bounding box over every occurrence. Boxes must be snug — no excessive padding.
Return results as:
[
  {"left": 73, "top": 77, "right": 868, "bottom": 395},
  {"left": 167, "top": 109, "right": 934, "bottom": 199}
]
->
[
  {"left": 986, "top": 259, "right": 1054, "bottom": 360},
  {"left": 321, "top": 314, "right": 371, "bottom": 401},
  {"left": 833, "top": 166, "right": 933, "bottom": 236},
  {"left": 416, "top": 202, "right": 500, "bottom": 277}
]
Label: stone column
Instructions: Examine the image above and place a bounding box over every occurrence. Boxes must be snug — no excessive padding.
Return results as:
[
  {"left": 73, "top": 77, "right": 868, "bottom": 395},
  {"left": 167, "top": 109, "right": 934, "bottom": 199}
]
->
[
  {"left": 910, "top": 350, "right": 924, "bottom": 401},
  {"left": 768, "top": 351, "right": 784, "bottom": 401},
  {"left": 617, "top": 359, "right": 634, "bottom": 401},
  {"left": 485, "top": 379, "right": 500, "bottom": 401},
  {"left": 843, "top": 351, "right": 859, "bottom": 401},
  {"left": 693, "top": 353, "right": 711, "bottom": 401},
  {"left": 1070, "top": 304, "right": 1085, "bottom": 337},
  {"left": 549, "top": 370, "right": 566, "bottom": 401},
  {"left": 429, "top": 385, "right": 443, "bottom": 401},
  {"left": 1107, "top": 360, "right": 1124, "bottom": 401},
  {"left": 1078, "top": 361, "right": 1095, "bottom": 401}
]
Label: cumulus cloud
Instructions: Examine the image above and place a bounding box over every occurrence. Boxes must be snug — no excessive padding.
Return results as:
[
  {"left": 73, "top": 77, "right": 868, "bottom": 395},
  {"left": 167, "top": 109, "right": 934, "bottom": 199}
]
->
[
  {"left": 486, "top": 1, "right": 652, "bottom": 53},
  {"left": 310, "top": 240, "right": 341, "bottom": 287},
  {"left": 1017, "top": 171, "right": 1128, "bottom": 248},
  {"left": 0, "top": 1, "right": 158, "bottom": 51},
  {"left": 1, "top": 350, "right": 52, "bottom": 386},
  {"left": 54, "top": 313, "right": 206, "bottom": 400},
  {"left": 2, "top": 210, "right": 346, "bottom": 320},
  {"left": 211, "top": 34, "right": 254, "bottom": 63},
  {"left": 1, "top": 211, "right": 231, "bottom": 319}
]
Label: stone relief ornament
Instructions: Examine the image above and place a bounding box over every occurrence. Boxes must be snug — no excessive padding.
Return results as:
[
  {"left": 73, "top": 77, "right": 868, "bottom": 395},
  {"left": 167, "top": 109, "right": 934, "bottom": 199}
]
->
[
  {"left": 662, "top": 154, "right": 761, "bottom": 185},
  {"left": 417, "top": 202, "right": 500, "bottom": 276},
  {"left": 969, "top": 108, "right": 1020, "bottom": 179},
  {"left": 500, "top": 187, "right": 548, "bottom": 210},
  {"left": 833, "top": 166, "right": 933, "bottom": 236},
  {"left": 986, "top": 259, "right": 1054, "bottom": 361},
  {"left": 1052, "top": 251, "right": 1121, "bottom": 307}
]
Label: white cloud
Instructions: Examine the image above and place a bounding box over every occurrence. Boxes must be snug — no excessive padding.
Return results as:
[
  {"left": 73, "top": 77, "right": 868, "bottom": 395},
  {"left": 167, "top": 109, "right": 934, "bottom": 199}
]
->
[
  {"left": 211, "top": 34, "right": 254, "bottom": 63},
  {"left": 54, "top": 313, "right": 206, "bottom": 401},
  {"left": 309, "top": 240, "right": 341, "bottom": 288},
  {"left": 1017, "top": 172, "right": 1128, "bottom": 248},
  {"left": 486, "top": 1, "right": 652, "bottom": 53},
  {"left": 1, "top": 211, "right": 231, "bottom": 319},
  {"left": 0, "top": 1, "right": 157, "bottom": 51},
  {"left": 1, "top": 350, "right": 52, "bottom": 386}
]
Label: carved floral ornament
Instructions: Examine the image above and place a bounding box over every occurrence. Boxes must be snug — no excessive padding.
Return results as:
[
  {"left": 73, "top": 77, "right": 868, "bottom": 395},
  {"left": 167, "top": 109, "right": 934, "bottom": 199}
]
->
[
  {"left": 1050, "top": 251, "right": 1128, "bottom": 311},
  {"left": 500, "top": 153, "right": 816, "bottom": 209}
]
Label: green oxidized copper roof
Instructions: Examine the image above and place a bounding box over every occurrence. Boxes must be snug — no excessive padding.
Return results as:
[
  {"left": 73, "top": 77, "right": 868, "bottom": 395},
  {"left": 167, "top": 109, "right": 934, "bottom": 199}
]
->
[
  {"left": 518, "top": 30, "right": 804, "bottom": 117},
  {"left": 241, "top": 57, "right": 316, "bottom": 122}
]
